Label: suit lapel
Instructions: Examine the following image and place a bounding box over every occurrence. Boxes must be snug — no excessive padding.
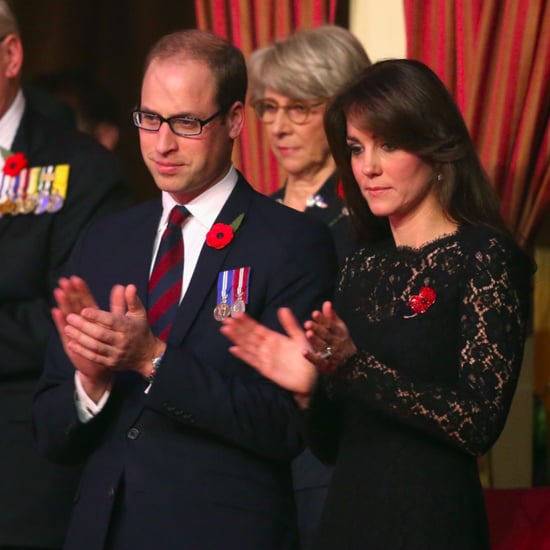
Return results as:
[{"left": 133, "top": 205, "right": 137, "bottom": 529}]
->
[
  {"left": 167, "top": 175, "right": 255, "bottom": 344},
  {"left": 12, "top": 104, "right": 48, "bottom": 160}
]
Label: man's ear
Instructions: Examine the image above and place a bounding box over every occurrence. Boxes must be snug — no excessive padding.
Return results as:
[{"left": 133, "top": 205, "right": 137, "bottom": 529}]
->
[
  {"left": 1, "top": 34, "right": 23, "bottom": 79},
  {"left": 94, "top": 122, "right": 120, "bottom": 152},
  {"left": 226, "top": 101, "right": 244, "bottom": 140}
]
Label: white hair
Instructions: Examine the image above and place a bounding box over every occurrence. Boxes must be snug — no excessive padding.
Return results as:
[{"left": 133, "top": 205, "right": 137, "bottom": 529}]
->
[{"left": 248, "top": 25, "right": 370, "bottom": 103}]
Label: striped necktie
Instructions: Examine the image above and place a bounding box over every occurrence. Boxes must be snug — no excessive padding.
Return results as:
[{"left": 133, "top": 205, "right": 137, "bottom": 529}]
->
[{"left": 147, "top": 205, "right": 189, "bottom": 340}]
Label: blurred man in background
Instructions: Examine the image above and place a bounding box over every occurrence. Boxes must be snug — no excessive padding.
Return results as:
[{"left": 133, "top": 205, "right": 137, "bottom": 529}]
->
[{"left": 0, "top": 1, "right": 130, "bottom": 547}]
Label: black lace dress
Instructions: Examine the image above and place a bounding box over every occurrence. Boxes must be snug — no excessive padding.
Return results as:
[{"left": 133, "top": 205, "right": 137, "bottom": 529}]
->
[{"left": 307, "top": 225, "right": 533, "bottom": 550}]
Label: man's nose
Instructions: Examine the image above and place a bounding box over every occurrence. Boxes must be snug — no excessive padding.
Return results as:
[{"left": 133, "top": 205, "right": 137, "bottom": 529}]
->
[{"left": 155, "top": 121, "right": 178, "bottom": 153}]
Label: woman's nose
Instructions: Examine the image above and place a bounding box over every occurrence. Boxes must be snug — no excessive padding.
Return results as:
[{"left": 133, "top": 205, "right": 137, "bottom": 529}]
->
[
  {"left": 270, "top": 108, "right": 292, "bottom": 134},
  {"left": 360, "top": 149, "right": 381, "bottom": 177}
]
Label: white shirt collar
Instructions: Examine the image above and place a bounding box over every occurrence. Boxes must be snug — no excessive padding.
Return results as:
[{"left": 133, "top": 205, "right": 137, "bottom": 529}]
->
[
  {"left": 159, "top": 165, "right": 238, "bottom": 232},
  {"left": 0, "top": 89, "right": 25, "bottom": 151}
]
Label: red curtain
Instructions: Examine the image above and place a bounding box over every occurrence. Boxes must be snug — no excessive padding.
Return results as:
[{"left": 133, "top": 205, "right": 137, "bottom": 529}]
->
[
  {"left": 194, "top": 0, "right": 338, "bottom": 194},
  {"left": 404, "top": 0, "right": 550, "bottom": 246},
  {"left": 485, "top": 488, "right": 550, "bottom": 549}
]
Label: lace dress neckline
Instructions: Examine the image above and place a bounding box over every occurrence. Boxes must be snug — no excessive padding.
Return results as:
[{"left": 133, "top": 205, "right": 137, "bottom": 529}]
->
[{"left": 391, "top": 227, "right": 462, "bottom": 254}]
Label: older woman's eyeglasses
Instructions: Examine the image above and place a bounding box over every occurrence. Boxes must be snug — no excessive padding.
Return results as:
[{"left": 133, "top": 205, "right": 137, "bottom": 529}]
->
[
  {"left": 132, "top": 110, "right": 222, "bottom": 137},
  {"left": 252, "top": 99, "right": 326, "bottom": 125}
]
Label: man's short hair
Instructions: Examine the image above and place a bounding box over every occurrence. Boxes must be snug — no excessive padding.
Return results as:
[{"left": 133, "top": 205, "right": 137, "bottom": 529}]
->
[
  {"left": 143, "top": 29, "right": 247, "bottom": 113},
  {"left": 0, "top": 0, "right": 19, "bottom": 37}
]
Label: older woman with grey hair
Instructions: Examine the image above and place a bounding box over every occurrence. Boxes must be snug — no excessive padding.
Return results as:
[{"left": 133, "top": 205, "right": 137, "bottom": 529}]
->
[
  {"left": 249, "top": 25, "right": 370, "bottom": 266},
  {"left": 248, "top": 25, "right": 370, "bottom": 549}
]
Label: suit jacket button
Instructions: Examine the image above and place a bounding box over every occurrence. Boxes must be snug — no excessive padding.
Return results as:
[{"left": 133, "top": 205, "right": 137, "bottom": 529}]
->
[
  {"left": 127, "top": 427, "right": 140, "bottom": 440},
  {"left": 107, "top": 487, "right": 116, "bottom": 498}
]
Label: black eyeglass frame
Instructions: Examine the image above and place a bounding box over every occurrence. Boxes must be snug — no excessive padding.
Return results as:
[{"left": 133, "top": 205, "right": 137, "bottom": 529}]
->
[{"left": 131, "top": 109, "right": 223, "bottom": 137}]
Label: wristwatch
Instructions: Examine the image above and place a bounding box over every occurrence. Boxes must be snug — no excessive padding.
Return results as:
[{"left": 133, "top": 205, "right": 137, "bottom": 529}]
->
[{"left": 148, "top": 354, "right": 164, "bottom": 384}]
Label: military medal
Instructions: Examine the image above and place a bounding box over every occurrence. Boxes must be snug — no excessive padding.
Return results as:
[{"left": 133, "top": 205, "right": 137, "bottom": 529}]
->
[
  {"left": 231, "top": 266, "right": 250, "bottom": 317},
  {"left": 34, "top": 166, "right": 55, "bottom": 214},
  {"left": 0, "top": 198, "right": 16, "bottom": 214},
  {"left": 231, "top": 299, "right": 246, "bottom": 315},
  {"left": 214, "top": 270, "right": 232, "bottom": 321},
  {"left": 214, "top": 267, "right": 252, "bottom": 321},
  {"left": 47, "top": 192, "right": 64, "bottom": 213},
  {"left": 47, "top": 164, "right": 69, "bottom": 213},
  {"left": 18, "top": 167, "right": 39, "bottom": 214},
  {"left": 9, "top": 169, "right": 26, "bottom": 216},
  {"left": 0, "top": 173, "right": 12, "bottom": 215},
  {"left": 0, "top": 153, "right": 70, "bottom": 217},
  {"left": 18, "top": 196, "right": 36, "bottom": 214},
  {"left": 213, "top": 302, "right": 231, "bottom": 321},
  {"left": 0, "top": 173, "right": 17, "bottom": 214},
  {"left": 34, "top": 192, "right": 51, "bottom": 215}
]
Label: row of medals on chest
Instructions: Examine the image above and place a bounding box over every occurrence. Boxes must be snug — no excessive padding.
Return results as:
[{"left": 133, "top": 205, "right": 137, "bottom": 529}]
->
[{"left": 0, "top": 164, "right": 69, "bottom": 216}]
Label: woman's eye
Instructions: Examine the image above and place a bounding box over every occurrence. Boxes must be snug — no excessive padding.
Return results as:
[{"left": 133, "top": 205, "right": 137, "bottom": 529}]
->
[
  {"left": 347, "top": 144, "right": 362, "bottom": 156},
  {"left": 263, "top": 103, "right": 278, "bottom": 114},
  {"left": 381, "top": 143, "right": 397, "bottom": 152},
  {"left": 289, "top": 104, "right": 307, "bottom": 114}
]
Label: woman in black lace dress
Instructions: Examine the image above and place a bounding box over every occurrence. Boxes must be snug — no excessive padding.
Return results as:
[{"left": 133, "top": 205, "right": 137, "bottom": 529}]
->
[{"left": 221, "top": 59, "right": 534, "bottom": 549}]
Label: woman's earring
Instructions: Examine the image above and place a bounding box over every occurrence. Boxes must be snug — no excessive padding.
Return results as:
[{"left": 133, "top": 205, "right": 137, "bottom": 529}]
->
[{"left": 436, "top": 172, "right": 443, "bottom": 182}]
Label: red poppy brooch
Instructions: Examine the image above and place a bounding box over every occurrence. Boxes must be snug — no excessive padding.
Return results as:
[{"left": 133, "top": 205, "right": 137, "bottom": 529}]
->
[
  {"left": 2, "top": 151, "right": 28, "bottom": 176},
  {"left": 206, "top": 213, "right": 244, "bottom": 250},
  {"left": 404, "top": 286, "right": 437, "bottom": 318}
]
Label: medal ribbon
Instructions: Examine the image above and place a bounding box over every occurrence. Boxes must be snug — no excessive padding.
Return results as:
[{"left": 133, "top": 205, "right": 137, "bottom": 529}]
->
[
  {"left": 232, "top": 266, "right": 250, "bottom": 304},
  {"left": 28, "top": 167, "right": 39, "bottom": 199},
  {"left": 0, "top": 174, "right": 9, "bottom": 202},
  {"left": 52, "top": 164, "right": 70, "bottom": 199},
  {"left": 217, "top": 269, "right": 234, "bottom": 306},
  {"left": 18, "top": 168, "right": 29, "bottom": 200}
]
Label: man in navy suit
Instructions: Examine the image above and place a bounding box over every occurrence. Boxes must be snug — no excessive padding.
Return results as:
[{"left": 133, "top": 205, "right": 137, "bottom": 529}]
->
[
  {"left": 0, "top": 1, "right": 130, "bottom": 548},
  {"left": 33, "top": 29, "right": 337, "bottom": 549}
]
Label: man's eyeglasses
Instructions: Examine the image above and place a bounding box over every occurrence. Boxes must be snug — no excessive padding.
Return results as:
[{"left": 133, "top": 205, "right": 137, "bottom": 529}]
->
[
  {"left": 251, "top": 99, "right": 326, "bottom": 125},
  {"left": 132, "top": 109, "right": 222, "bottom": 137}
]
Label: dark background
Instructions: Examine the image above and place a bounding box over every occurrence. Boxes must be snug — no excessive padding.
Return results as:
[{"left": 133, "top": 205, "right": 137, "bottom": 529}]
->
[
  {"left": 12, "top": 0, "right": 350, "bottom": 203},
  {"left": 13, "top": 0, "right": 197, "bottom": 203}
]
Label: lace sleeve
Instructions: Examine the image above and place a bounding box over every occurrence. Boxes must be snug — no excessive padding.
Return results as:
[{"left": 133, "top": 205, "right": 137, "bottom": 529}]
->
[{"left": 325, "top": 236, "right": 532, "bottom": 456}]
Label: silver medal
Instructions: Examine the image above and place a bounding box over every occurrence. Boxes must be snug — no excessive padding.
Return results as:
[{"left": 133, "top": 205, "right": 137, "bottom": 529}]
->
[{"left": 231, "top": 299, "right": 246, "bottom": 317}]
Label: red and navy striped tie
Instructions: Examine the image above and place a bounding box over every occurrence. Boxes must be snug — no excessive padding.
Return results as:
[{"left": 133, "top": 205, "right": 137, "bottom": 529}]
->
[{"left": 147, "top": 205, "right": 189, "bottom": 340}]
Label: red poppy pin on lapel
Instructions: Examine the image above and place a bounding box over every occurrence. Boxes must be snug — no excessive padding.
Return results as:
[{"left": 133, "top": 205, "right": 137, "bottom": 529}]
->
[{"left": 206, "top": 213, "right": 244, "bottom": 250}]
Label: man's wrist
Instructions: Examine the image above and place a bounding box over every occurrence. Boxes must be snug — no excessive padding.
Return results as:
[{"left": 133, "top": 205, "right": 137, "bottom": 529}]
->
[
  {"left": 148, "top": 354, "right": 164, "bottom": 384},
  {"left": 77, "top": 370, "right": 113, "bottom": 404}
]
